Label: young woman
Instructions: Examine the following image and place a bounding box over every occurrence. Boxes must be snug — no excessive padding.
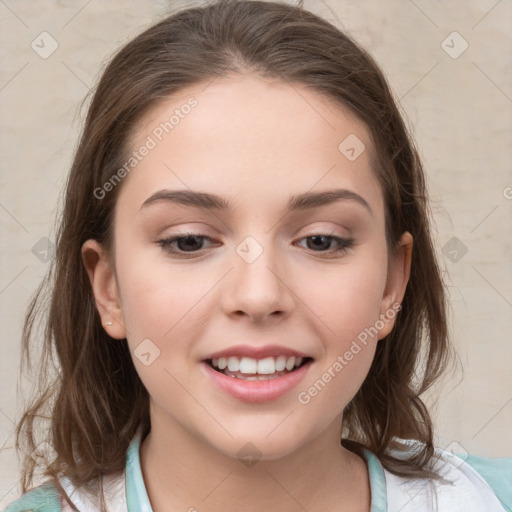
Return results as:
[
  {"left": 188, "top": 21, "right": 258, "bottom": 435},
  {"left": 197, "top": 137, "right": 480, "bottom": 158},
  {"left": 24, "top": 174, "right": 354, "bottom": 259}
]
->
[{"left": 5, "top": 1, "right": 511, "bottom": 511}]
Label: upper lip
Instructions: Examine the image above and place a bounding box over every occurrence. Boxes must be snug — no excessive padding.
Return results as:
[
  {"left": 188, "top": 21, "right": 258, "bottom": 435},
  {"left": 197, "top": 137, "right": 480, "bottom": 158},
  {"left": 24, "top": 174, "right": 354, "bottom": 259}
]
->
[{"left": 203, "top": 344, "right": 312, "bottom": 361}]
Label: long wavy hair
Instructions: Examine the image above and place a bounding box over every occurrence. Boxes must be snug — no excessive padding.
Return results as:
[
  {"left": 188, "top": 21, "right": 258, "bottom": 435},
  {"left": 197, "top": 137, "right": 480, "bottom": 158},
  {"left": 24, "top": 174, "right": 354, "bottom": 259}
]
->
[{"left": 14, "top": 0, "right": 453, "bottom": 508}]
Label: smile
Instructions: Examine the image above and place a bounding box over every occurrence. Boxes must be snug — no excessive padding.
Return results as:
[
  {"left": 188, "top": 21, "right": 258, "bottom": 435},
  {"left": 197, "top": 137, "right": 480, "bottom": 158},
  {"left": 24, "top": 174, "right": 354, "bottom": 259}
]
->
[
  {"left": 207, "top": 356, "right": 312, "bottom": 380},
  {"left": 202, "top": 356, "right": 314, "bottom": 403}
]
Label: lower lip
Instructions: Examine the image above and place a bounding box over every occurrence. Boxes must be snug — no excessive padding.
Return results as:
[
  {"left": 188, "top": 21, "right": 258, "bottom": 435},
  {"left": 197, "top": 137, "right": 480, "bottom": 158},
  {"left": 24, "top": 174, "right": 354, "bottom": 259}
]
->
[{"left": 201, "top": 360, "right": 313, "bottom": 403}]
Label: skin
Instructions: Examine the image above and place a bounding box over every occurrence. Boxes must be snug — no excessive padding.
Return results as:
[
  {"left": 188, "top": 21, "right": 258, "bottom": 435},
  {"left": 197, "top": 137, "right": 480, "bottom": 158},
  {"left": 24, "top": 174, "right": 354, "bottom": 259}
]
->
[{"left": 82, "top": 74, "right": 412, "bottom": 512}]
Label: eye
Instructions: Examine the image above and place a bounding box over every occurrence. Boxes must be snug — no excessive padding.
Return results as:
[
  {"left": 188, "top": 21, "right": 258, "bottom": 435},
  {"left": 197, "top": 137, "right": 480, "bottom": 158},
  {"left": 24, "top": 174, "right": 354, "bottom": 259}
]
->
[
  {"left": 296, "top": 234, "right": 355, "bottom": 255},
  {"left": 157, "top": 233, "right": 215, "bottom": 256},
  {"left": 156, "top": 232, "right": 355, "bottom": 258}
]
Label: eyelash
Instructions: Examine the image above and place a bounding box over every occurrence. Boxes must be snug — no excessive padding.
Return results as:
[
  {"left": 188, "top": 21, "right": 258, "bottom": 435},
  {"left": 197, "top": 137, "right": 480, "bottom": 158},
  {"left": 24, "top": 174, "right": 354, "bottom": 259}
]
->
[{"left": 156, "top": 233, "right": 356, "bottom": 258}]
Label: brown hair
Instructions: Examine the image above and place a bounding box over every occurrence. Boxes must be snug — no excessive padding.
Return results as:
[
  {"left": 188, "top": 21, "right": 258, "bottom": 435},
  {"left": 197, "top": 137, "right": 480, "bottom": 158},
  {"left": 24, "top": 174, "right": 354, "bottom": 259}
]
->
[{"left": 15, "top": 0, "right": 453, "bottom": 506}]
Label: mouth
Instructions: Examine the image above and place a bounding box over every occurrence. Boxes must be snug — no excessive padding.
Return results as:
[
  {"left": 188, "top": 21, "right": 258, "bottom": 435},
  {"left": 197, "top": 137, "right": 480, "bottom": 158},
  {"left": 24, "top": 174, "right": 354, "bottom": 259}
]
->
[{"left": 204, "top": 355, "right": 314, "bottom": 381}]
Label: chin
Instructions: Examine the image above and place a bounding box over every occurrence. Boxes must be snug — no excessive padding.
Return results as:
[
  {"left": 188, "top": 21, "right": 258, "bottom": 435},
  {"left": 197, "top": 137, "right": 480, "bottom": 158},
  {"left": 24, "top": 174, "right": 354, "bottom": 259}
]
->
[{"left": 208, "top": 429, "right": 312, "bottom": 464}]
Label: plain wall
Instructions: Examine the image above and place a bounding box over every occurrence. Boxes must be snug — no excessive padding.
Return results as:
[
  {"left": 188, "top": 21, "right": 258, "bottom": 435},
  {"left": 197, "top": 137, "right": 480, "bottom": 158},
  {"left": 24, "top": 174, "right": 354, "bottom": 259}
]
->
[{"left": 1, "top": 0, "right": 511, "bottom": 505}]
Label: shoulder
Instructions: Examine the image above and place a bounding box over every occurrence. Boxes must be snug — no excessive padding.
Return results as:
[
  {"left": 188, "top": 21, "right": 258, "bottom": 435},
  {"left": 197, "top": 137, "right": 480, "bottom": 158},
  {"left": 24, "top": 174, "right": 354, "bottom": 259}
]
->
[
  {"left": 2, "top": 482, "right": 62, "bottom": 512},
  {"left": 383, "top": 442, "right": 512, "bottom": 512},
  {"left": 463, "top": 453, "right": 512, "bottom": 509},
  {"left": 3, "top": 470, "right": 127, "bottom": 512}
]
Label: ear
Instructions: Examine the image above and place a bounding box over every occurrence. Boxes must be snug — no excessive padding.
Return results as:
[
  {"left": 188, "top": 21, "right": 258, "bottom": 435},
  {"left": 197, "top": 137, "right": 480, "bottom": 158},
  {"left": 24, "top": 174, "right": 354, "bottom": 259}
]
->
[
  {"left": 81, "top": 239, "right": 126, "bottom": 339},
  {"left": 377, "top": 231, "right": 413, "bottom": 340}
]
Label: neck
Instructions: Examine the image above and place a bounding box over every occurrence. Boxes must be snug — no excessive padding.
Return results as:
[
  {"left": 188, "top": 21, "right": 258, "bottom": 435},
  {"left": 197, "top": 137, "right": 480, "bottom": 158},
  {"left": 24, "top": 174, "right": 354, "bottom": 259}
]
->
[{"left": 139, "top": 407, "right": 371, "bottom": 512}]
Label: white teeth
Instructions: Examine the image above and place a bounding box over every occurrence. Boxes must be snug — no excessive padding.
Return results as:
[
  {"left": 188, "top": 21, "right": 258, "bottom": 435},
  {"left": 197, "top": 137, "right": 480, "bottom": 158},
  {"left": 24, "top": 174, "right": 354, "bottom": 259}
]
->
[
  {"left": 239, "top": 357, "right": 257, "bottom": 374},
  {"left": 227, "top": 357, "right": 239, "bottom": 372},
  {"left": 275, "top": 355, "right": 287, "bottom": 371},
  {"left": 210, "top": 355, "right": 308, "bottom": 375},
  {"left": 285, "top": 357, "right": 296, "bottom": 371},
  {"left": 225, "top": 372, "right": 287, "bottom": 381},
  {"left": 257, "top": 357, "right": 276, "bottom": 374}
]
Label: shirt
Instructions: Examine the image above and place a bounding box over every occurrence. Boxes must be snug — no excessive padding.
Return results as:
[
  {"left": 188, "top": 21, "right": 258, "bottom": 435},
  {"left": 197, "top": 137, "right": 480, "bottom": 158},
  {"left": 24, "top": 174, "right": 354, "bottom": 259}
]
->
[{"left": 4, "top": 427, "right": 512, "bottom": 511}]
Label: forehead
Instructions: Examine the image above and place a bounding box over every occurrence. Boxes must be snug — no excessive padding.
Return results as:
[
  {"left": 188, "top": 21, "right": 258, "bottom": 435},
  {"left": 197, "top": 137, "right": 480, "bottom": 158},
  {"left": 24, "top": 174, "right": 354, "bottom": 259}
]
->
[{"left": 118, "top": 74, "right": 384, "bottom": 220}]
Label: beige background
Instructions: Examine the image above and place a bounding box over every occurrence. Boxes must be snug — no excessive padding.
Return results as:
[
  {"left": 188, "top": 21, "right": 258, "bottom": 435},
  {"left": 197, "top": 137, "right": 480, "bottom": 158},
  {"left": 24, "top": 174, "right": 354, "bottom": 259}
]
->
[{"left": 1, "top": 0, "right": 511, "bottom": 505}]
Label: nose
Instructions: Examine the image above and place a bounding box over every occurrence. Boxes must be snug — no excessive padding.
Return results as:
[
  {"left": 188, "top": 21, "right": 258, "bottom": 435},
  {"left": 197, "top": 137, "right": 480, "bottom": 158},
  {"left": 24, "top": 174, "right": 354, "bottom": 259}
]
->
[{"left": 220, "top": 236, "right": 295, "bottom": 323}]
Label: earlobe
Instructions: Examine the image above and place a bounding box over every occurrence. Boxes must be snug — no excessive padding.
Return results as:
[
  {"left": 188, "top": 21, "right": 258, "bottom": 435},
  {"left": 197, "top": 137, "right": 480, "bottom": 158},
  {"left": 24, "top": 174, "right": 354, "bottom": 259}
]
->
[
  {"left": 81, "top": 239, "right": 126, "bottom": 339},
  {"left": 377, "top": 231, "right": 413, "bottom": 340}
]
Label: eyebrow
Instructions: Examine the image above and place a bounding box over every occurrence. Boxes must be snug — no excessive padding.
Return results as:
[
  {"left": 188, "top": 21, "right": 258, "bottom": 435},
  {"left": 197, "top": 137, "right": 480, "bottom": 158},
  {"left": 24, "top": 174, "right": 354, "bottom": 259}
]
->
[{"left": 139, "top": 188, "right": 373, "bottom": 217}]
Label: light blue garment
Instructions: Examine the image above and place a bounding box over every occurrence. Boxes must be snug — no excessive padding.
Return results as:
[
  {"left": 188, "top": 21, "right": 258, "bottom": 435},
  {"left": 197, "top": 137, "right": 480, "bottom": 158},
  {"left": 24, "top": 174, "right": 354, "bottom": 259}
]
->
[
  {"left": 1, "top": 483, "right": 61, "bottom": 512},
  {"left": 4, "top": 429, "right": 511, "bottom": 511},
  {"left": 464, "top": 453, "right": 512, "bottom": 511}
]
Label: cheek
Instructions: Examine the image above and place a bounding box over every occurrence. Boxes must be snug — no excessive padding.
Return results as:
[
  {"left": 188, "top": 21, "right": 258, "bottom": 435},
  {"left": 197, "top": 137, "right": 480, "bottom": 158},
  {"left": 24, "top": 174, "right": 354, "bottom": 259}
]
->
[
  {"left": 114, "top": 243, "right": 218, "bottom": 393},
  {"left": 296, "top": 267, "right": 383, "bottom": 415},
  {"left": 114, "top": 252, "right": 200, "bottom": 404},
  {"left": 297, "top": 255, "right": 386, "bottom": 400},
  {"left": 115, "top": 243, "right": 205, "bottom": 338},
  {"left": 304, "top": 258, "right": 387, "bottom": 340}
]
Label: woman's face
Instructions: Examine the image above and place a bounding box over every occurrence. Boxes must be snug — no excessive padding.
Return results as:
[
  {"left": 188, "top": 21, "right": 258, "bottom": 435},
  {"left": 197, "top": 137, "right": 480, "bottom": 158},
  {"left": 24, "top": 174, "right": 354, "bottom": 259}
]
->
[{"left": 83, "top": 74, "right": 412, "bottom": 460}]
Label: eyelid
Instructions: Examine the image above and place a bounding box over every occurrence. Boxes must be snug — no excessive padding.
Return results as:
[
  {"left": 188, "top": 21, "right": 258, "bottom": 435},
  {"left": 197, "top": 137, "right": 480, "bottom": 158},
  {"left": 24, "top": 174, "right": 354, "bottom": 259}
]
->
[{"left": 156, "top": 231, "right": 356, "bottom": 258}]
